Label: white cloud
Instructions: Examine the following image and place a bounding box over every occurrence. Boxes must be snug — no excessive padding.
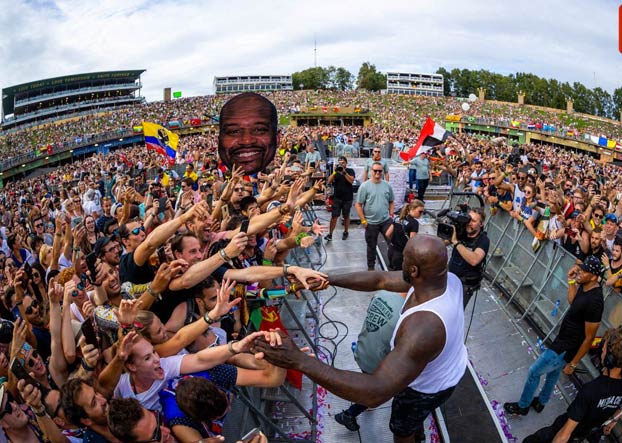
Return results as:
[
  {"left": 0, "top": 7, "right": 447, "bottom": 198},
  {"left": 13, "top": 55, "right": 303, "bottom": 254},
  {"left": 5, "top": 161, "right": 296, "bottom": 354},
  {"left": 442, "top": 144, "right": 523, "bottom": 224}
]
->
[{"left": 0, "top": 0, "right": 620, "bottom": 101}]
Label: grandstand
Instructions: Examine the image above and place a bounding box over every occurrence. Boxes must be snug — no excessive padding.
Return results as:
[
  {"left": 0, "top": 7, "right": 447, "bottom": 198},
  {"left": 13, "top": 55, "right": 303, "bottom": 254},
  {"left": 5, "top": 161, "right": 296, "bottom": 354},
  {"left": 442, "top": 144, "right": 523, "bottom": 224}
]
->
[
  {"left": 386, "top": 71, "right": 444, "bottom": 96},
  {"left": 1, "top": 70, "right": 145, "bottom": 130},
  {"left": 213, "top": 75, "right": 293, "bottom": 94}
]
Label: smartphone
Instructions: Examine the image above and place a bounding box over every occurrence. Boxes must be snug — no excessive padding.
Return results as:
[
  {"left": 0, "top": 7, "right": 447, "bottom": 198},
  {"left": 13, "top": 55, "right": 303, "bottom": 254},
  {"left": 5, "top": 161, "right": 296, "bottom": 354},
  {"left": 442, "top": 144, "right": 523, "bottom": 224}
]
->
[
  {"left": 70, "top": 217, "right": 83, "bottom": 229},
  {"left": 309, "top": 162, "right": 316, "bottom": 168},
  {"left": 158, "top": 197, "right": 168, "bottom": 214},
  {"left": 81, "top": 319, "right": 99, "bottom": 350},
  {"left": 221, "top": 204, "right": 230, "bottom": 220},
  {"left": 157, "top": 246, "right": 168, "bottom": 264},
  {"left": 10, "top": 357, "right": 50, "bottom": 398},
  {"left": 240, "top": 219, "right": 250, "bottom": 234},
  {"left": 85, "top": 252, "right": 98, "bottom": 281},
  {"left": 240, "top": 428, "right": 260, "bottom": 443}
]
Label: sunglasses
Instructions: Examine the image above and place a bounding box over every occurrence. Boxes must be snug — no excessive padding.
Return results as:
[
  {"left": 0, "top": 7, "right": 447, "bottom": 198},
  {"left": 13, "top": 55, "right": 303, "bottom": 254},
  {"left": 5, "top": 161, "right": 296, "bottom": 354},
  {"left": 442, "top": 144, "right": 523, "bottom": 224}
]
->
[
  {"left": 372, "top": 169, "right": 383, "bottom": 173},
  {"left": 134, "top": 411, "right": 162, "bottom": 443},
  {"left": 34, "top": 223, "right": 43, "bottom": 229},
  {"left": 373, "top": 150, "right": 381, "bottom": 154},
  {"left": 130, "top": 226, "right": 145, "bottom": 236},
  {"left": 594, "top": 214, "right": 604, "bottom": 218},
  {"left": 0, "top": 393, "right": 14, "bottom": 419},
  {"left": 517, "top": 176, "right": 527, "bottom": 180},
  {"left": 25, "top": 300, "right": 39, "bottom": 315},
  {"left": 24, "top": 350, "right": 40, "bottom": 368},
  {"left": 234, "top": 187, "right": 245, "bottom": 192}
]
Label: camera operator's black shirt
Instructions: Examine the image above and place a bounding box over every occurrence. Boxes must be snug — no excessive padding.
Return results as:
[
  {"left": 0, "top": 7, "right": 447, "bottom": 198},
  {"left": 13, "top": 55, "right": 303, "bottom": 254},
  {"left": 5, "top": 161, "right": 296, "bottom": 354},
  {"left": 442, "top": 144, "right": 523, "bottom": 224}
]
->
[
  {"left": 549, "top": 285, "right": 603, "bottom": 362},
  {"left": 565, "top": 375, "right": 622, "bottom": 438},
  {"left": 332, "top": 168, "right": 355, "bottom": 201},
  {"left": 448, "top": 233, "right": 489, "bottom": 282}
]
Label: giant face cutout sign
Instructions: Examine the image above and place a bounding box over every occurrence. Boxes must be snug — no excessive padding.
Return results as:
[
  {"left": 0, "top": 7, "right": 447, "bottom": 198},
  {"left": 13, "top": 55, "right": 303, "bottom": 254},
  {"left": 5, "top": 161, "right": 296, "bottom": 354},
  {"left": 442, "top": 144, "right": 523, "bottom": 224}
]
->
[{"left": 218, "top": 92, "right": 278, "bottom": 175}]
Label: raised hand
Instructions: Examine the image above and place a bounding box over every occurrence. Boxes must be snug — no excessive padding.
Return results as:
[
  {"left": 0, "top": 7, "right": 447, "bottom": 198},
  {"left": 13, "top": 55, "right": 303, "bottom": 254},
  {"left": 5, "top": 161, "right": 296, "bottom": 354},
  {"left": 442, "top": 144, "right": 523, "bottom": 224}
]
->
[{"left": 208, "top": 278, "right": 240, "bottom": 320}]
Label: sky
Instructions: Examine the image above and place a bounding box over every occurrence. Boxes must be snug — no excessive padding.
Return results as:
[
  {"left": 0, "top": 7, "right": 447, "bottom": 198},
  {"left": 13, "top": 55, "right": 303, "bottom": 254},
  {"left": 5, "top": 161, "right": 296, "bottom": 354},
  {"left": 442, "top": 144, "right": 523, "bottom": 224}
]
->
[{"left": 0, "top": 0, "right": 620, "bottom": 102}]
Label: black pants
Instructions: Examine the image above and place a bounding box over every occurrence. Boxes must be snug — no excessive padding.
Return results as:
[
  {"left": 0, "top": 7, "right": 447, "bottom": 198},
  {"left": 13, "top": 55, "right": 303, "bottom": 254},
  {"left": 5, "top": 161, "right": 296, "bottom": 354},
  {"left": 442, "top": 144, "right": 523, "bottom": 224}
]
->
[
  {"left": 523, "top": 413, "right": 598, "bottom": 443},
  {"left": 416, "top": 178, "right": 429, "bottom": 201},
  {"left": 390, "top": 385, "right": 455, "bottom": 439},
  {"left": 462, "top": 281, "right": 481, "bottom": 309},
  {"left": 365, "top": 219, "right": 392, "bottom": 269}
]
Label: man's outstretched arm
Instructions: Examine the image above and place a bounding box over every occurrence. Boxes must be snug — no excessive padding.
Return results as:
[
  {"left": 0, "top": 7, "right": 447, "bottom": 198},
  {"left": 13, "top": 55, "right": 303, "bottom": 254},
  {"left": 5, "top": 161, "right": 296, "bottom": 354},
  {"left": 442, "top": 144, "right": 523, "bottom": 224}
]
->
[
  {"left": 328, "top": 270, "right": 411, "bottom": 293},
  {"left": 255, "top": 311, "right": 445, "bottom": 408}
]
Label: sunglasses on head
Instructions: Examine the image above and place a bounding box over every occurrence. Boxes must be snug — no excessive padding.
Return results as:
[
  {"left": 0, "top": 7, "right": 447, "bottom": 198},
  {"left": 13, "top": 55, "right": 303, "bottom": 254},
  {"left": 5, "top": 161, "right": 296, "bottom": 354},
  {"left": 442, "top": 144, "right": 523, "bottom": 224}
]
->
[
  {"left": 134, "top": 410, "right": 162, "bottom": 443},
  {"left": 25, "top": 300, "right": 39, "bottom": 315},
  {"left": 0, "top": 393, "right": 14, "bottom": 419}
]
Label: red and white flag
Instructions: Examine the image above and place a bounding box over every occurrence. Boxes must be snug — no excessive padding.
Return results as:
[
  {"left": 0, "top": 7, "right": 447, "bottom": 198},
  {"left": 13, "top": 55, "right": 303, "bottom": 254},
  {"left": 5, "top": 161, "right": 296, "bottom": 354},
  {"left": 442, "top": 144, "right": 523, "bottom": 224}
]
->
[{"left": 400, "top": 117, "right": 450, "bottom": 161}]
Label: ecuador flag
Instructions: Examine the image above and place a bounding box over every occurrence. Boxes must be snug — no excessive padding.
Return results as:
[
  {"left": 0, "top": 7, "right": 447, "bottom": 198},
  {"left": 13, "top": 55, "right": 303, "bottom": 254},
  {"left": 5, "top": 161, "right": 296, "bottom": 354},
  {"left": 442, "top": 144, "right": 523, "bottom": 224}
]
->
[{"left": 143, "top": 122, "right": 179, "bottom": 161}]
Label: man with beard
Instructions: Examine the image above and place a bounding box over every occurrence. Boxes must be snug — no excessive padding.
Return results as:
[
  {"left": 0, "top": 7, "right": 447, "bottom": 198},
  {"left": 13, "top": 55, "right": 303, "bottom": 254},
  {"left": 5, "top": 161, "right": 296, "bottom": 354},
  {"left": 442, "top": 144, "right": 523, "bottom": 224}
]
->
[
  {"left": 447, "top": 208, "right": 489, "bottom": 309},
  {"left": 603, "top": 238, "right": 622, "bottom": 293},
  {"left": 255, "top": 235, "right": 467, "bottom": 443},
  {"left": 218, "top": 93, "right": 278, "bottom": 175}
]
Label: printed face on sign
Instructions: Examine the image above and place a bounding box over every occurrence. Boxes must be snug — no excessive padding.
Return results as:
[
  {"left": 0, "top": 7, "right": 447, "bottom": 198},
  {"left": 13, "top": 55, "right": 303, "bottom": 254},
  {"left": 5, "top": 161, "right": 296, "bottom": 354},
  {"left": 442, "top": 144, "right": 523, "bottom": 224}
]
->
[{"left": 218, "top": 92, "right": 278, "bottom": 175}]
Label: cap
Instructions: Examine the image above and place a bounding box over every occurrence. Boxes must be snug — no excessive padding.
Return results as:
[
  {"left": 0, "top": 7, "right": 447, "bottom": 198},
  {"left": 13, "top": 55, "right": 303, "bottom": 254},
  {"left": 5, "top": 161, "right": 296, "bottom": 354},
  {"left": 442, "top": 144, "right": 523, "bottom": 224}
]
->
[
  {"left": 568, "top": 210, "right": 581, "bottom": 219},
  {"left": 605, "top": 214, "right": 618, "bottom": 224},
  {"left": 266, "top": 201, "right": 282, "bottom": 212},
  {"left": 579, "top": 255, "right": 604, "bottom": 277}
]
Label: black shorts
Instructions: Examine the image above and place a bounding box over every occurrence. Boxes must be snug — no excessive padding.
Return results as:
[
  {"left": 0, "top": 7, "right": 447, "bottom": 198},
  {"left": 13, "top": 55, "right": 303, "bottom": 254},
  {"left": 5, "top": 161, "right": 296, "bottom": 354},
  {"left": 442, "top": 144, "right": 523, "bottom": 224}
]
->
[
  {"left": 389, "top": 385, "right": 455, "bottom": 437},
  {"left": 331, "top": 198, "right": 352, "bottom": 218}
]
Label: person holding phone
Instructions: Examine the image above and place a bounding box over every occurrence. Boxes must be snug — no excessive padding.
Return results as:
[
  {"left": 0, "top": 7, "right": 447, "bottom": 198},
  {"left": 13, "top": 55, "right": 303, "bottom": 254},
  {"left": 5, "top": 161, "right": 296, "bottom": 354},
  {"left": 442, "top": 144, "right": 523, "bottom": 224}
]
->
[{"left": 303, "top": 144, "right": 321, "bottom": 171}]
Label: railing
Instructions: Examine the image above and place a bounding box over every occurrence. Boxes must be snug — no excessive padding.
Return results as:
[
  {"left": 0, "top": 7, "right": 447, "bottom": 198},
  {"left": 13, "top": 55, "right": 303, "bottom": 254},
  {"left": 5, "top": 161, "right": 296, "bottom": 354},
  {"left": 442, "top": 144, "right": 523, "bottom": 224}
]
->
[{"left": 446, "top": 190, "right": 620, "bottom": 388}]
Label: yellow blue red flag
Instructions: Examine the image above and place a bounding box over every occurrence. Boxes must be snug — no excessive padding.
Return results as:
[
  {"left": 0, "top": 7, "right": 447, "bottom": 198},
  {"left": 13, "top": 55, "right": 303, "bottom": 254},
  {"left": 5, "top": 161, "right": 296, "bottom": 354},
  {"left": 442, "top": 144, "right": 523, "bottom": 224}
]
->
[{"left": 143, "top": 122, "right": 179, "bottom": 160}]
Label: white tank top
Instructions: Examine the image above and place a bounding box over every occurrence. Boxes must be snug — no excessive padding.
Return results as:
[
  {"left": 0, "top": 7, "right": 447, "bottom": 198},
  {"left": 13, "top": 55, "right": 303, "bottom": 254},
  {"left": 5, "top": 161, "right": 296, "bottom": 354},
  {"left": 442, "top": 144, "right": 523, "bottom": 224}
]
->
[{"left": 390, "top": 273, "right": 467, "bottom": 393}]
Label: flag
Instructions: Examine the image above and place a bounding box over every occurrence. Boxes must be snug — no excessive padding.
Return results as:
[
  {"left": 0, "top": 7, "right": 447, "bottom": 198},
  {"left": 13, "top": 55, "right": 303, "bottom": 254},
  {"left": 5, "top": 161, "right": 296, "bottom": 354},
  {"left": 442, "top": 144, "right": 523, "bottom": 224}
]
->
[
  {"left": 599, "top": 137, "right": 608, "bottom": 147},
  {"left": 250, "top": 306, "right": 304, "bottom": 389},
  {"left": 143, "top": 122, "right": 179, "bottom": 161},
  {"left": 173, "top": 91, "right": 182, "bottom": 98},
  {"left": 400, "top": 117, "right": 449, "bottom": 161}
]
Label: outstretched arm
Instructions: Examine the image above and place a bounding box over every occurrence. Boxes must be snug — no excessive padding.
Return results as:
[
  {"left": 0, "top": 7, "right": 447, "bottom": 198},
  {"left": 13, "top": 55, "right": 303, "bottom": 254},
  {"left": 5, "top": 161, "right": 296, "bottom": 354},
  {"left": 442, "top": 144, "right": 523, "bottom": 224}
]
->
[
  {"left": 255, "top": 311, "right": 446, "bottom": 408},
  {"left": 328, "top": 270, "right": 411, "bottom": 293}
]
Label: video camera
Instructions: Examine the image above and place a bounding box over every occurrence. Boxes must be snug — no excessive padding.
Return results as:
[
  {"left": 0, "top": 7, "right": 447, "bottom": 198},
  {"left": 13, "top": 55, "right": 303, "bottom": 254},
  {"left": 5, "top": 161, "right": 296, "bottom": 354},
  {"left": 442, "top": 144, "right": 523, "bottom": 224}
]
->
[{"left": 437, "top": 203, "right": 471, "bottom": 242}]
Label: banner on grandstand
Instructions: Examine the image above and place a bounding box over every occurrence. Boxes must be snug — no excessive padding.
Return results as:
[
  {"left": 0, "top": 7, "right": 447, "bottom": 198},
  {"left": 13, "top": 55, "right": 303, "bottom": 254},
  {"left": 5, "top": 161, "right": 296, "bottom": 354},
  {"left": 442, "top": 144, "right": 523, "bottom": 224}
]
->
[
  {"left": 400, "top": 117, "right": 449, "bottom": 161},
  {"left": 143, "top": 122, "right": 179, "bottom": 161}
]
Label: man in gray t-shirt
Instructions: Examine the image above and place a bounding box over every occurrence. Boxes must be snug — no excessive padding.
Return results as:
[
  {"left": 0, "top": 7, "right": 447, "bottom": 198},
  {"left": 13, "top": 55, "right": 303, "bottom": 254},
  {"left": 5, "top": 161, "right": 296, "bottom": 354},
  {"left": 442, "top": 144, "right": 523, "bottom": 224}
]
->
[
  {"left": 363, "top": 147, "right": 390, "bottom": 182},
  {"left": 356, "top": 161, "right": 395, "bottom": 270}
]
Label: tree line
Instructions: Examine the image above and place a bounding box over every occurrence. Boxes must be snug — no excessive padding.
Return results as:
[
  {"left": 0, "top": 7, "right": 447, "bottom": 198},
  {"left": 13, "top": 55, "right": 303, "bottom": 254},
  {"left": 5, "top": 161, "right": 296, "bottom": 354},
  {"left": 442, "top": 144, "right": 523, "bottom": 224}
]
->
[
  {"left": 436, "top": 67, "right": 622, "bottom": 120},
  {"left": 291, "top": 63, "right": 622, "bottom": 120}
]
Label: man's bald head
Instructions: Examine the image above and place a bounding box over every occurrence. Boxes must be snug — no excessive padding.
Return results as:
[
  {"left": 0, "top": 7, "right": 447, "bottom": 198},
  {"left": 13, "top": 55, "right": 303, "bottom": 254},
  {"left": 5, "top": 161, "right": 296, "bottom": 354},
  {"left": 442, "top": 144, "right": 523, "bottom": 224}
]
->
[{"left": 402, "top": 234, "right": 448, "bottom": 284}]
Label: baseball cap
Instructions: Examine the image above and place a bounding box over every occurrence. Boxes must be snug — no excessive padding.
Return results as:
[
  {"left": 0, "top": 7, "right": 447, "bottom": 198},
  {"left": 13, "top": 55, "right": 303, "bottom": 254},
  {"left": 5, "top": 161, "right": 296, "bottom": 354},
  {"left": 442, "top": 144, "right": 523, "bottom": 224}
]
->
[
  {"left": 579, "top": 255, "right": 604, "bottom": 277},
  {"left": 605, "top": 214, "right": 618, "bottom": 224}
]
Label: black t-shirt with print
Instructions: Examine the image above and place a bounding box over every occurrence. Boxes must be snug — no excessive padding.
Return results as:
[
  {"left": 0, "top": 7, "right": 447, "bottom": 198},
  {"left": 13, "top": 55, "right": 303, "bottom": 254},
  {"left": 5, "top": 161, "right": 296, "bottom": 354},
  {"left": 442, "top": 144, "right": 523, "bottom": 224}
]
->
[{"left": 566, "top": 375, "right": 622, "bottom": 437}]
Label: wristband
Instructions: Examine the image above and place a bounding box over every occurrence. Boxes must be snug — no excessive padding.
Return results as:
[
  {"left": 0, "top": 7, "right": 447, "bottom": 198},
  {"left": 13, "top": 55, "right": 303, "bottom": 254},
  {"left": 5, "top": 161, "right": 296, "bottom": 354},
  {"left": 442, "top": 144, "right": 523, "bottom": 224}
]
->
[
  {"left": 262, "top": 258, "right": 273, "bottom": 266},
  {"left": 283, "top": 264, "right": 291, "bottom": 276},
  {"left": 228, "top": 340, "right": 240, "bottom": 355},
  {"left": 81, "top": 358, "right": 95, "bottom": 372},
  {"left": 295, "top": 232, "right": 310, "bottom": 246},
  {"left": 569, "top": 363, "right": 577, "bottom": 370},
  {"left": 568, "top": 279, "right": 576, "bottom": 285},
  {"left": 203, "top": 312, "right": 220, "bottom": 325},
  {"left": 32, "top": 405, "right": 47, "bottom": 417},
  {"left": 146, "top": 284, "right": 161, "bottom": 301},
  {"left": 361, "top": 219, "right": 367, "bottom": 225},
  {"left": 219, "top": 249, "right": 233, "bottom": 263}
]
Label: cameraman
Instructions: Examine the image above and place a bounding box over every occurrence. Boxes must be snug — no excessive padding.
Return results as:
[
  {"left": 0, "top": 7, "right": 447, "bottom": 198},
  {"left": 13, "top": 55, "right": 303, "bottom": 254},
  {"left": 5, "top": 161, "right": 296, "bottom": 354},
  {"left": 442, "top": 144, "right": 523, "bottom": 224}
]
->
[
  {"left": 326, "top": 156, "right": 355, "bottom": 241},
  {"left": 448, "top": 207, "right": 489, "bottom": 309}
]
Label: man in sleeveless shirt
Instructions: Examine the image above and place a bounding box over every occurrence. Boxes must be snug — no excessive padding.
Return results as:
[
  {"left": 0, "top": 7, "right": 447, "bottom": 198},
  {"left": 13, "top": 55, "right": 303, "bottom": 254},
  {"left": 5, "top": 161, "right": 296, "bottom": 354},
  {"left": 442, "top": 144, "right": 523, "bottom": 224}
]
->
[{"left": 255, "top": 235, "right": 467, "bottom": 443}]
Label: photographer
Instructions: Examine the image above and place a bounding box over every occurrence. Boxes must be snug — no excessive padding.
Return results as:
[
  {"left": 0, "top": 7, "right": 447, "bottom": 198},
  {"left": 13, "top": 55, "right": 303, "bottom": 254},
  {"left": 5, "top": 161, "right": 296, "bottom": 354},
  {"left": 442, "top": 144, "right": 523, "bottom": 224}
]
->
[
  {"left": 326, "top": 156, "right": 355, "bottom": 241},
  {"left": 448, "top": 207, "right": 489, "bottom": 309}
]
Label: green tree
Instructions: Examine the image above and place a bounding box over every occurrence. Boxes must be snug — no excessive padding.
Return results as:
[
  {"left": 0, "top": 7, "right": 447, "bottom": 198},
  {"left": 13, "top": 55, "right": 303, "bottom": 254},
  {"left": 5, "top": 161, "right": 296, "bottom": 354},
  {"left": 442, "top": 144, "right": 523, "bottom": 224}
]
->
[
  {"left": 357, "top": 62, "right": 387, "bottom": 91},
  {"left": 292, "top": 67, "right": 330, "bottom": 90},
  {"left": 334, "top": 67, "right": 354, "bottom": 91},
  {"left": 436, "top": 67, "right": 451, "bottom": 96},
  {"left": 613, "top": 87, "right": 622, "bottom": 120}
]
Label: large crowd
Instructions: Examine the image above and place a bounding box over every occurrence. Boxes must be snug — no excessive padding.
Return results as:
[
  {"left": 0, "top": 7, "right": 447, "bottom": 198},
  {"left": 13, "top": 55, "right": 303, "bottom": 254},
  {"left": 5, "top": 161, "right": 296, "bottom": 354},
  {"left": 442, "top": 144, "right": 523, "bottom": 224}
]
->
[
  {"left": 0, "top": 89, "right": 620, "bottom": 443},
  {"left": 2, "top": 89, "right": 622, "bottom": 168}
]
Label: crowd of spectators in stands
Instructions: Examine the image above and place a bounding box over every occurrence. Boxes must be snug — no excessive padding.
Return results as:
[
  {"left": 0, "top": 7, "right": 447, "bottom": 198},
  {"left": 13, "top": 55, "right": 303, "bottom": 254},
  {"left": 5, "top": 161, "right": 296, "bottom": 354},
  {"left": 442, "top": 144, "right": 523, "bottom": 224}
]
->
[{"left": 2, "top": 90, "right": 622, "bottom": 169}]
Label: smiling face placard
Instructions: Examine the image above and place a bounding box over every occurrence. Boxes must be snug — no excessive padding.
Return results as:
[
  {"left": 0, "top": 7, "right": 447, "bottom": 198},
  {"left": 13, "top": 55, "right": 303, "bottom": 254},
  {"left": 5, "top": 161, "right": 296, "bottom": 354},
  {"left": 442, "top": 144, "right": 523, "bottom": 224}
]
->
[{"left": 217, "top": 92, "right": 278, "bottom": 175}]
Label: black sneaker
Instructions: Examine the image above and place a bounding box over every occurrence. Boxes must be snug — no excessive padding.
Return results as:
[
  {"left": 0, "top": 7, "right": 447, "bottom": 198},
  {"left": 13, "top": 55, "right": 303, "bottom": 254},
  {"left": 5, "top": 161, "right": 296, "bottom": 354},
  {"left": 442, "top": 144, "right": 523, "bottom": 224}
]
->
[
  {"left": 503, "top": 402, "right": 529, "bottom": 416},
  {"left": 335, "top": 411, "right": 360, "bottom": 431},
  {"left": 325, "top": 234, "right": 332, "bottom": 242},
  {"left": 342, "top": 231, "right": 349, "bottom": 240},
  {"left": 530, "top": 397, "right": 544, "bottom": 413}
]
